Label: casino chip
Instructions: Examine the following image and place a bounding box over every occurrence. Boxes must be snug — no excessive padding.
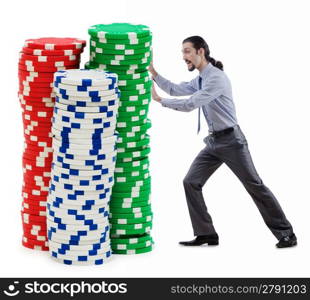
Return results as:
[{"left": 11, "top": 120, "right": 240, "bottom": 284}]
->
[
  {"left": 86, "top": 23, "right": 153, "bottom": 254},
  {"left": 19, "top": 37, "right": 86, "bottom": 251},
  {"left": 47, "top": 69, "right": 119, "bottom": 265}
]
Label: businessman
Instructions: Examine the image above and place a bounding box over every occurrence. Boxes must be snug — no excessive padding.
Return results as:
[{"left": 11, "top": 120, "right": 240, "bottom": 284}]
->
[{"left": 150, "top": 36, "right": 297, "bottom": 248}]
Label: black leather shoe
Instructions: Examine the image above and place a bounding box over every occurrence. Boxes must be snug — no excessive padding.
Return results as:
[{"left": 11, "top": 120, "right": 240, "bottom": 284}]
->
[
  {"left": 179, "top": 234, "right": 219, "bottom": 246},
  {"left": 276, "top": 234, "right": 297, "bottom": 248}
]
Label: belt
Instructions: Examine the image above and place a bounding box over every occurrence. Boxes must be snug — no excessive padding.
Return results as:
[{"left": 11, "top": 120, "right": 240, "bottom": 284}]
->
[{"left": 209, "top": 127, "right": 234, "bottom": 137}]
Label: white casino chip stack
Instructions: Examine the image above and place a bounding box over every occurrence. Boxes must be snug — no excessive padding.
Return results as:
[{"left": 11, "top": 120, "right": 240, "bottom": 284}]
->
[{"left": 47, "top": 69, "right": 119, "bottom": 265}]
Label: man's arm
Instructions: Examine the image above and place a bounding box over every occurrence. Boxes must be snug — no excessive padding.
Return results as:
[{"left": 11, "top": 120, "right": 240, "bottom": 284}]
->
[
  {"left": 160, "top": 75, "right": 225, "bottom": 112},
  {"left": 149, "top": 62, "right": 196, "bottom": 96},
  {"left": 153, "top": 74, "right": 197, "bottom": 96}
]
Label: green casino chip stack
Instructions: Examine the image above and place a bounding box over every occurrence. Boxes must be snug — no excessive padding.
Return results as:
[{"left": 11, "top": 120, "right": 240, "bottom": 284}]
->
[{"left": 86, "top": 23, "right": 153, "bottom": 254}]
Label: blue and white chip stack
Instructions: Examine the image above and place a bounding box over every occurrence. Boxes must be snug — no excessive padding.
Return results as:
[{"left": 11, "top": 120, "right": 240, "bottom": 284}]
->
[{"left": 47, "top": 69, "right": 119, "bottom": 265}]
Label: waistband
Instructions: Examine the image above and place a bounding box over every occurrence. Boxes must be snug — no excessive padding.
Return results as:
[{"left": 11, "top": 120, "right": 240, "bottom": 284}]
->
[{"left": 208, "top": 125, "right": 239, "bottom": 137}]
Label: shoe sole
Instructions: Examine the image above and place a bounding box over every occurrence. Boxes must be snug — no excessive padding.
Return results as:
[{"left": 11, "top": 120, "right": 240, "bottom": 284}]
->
[
  {"left": 276, "top": 241, "right": 297, "bottom": 248},
  {"left": 206, "top": 241, "right": 219, "bottom": 246}
]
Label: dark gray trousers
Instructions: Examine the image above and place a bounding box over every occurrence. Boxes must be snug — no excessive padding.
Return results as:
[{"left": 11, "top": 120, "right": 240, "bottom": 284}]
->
[{"left": 183, "top": 125, "right": 294, "bottom": 240}]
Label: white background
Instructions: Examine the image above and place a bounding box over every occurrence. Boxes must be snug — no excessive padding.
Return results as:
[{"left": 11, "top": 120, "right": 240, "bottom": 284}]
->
[{"left": 0, "top": 0, "right": 309, "bottom": 277}]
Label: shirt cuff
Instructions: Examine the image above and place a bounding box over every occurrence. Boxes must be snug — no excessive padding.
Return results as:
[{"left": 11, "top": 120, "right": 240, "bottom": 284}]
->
[
  {"left": 153, "top": 73, "right": 165, "bottom": 84},
  {"left": 160, "top": 98, "right": 169, "bottom": 107}
]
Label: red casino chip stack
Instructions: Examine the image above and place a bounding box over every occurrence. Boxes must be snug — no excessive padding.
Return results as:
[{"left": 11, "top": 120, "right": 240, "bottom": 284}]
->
[{"left": 18, "top": 37, "right": 86, "bottom": 251}]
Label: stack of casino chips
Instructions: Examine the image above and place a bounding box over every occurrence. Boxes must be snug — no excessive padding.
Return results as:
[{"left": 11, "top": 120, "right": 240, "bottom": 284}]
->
[
  {"left": 19, "top": 38, "right": 86, "bottom": 251},
  {"left": 47, "top": 69, "right": 119, "bottom": 265},
  {"left": 86, "top": 23, "right": 153, "bottom": 254}
]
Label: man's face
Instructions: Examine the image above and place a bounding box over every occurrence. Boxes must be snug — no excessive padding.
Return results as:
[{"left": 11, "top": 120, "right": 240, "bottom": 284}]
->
[{"left": 182, "top": 42, "right": 203, "bottom": 71}]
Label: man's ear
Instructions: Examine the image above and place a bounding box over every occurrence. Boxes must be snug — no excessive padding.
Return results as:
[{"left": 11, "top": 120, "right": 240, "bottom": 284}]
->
[{"left": 198, "top": 48, "right": 205, "bottom": 57}]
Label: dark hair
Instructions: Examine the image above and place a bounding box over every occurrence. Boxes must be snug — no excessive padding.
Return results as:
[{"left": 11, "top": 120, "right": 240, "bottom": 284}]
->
[{"left": 183, "top": 36, "right": 224, "bottom": 71}]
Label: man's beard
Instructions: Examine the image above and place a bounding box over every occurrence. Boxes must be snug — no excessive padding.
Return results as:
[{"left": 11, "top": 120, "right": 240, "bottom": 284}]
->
[{"left": 185, "top": 60, "right": 196, "bottom": 71}]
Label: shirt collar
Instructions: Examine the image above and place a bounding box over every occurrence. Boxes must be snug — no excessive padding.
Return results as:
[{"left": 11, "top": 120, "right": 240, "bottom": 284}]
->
[{"left": 199, "top": 62, "right": 213, "bottom": 78}]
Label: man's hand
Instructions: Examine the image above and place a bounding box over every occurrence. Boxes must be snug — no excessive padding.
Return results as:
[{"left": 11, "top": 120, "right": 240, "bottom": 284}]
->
[
  {"left": 152, "top": 84, "right": 162, "bottom": 103},
  {"left": 148, "top": 60, "right": 158, "bottom": 78},
  {"left": 149, "top": 52, "right": 161, "bottom": 102}
]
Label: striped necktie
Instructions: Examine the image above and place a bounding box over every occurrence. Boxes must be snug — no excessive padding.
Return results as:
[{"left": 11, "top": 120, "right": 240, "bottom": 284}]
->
[{"left": 197, "top": 76, "right": 202, "bottom": 134}]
